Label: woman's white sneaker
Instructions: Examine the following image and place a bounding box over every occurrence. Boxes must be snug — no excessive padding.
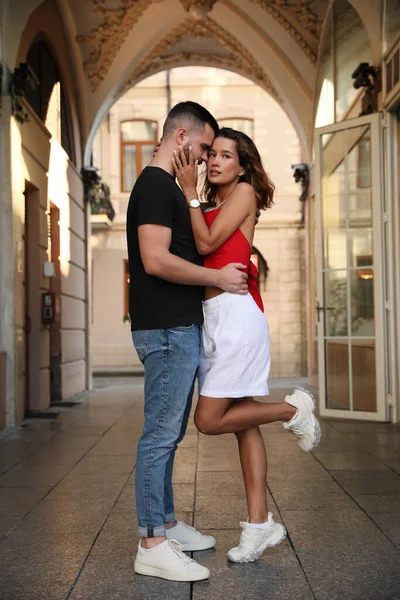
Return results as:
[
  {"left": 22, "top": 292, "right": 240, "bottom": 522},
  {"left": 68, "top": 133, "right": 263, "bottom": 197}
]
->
[
  {"left": 166, "top": 521, "right": 216, "bottom": 551},
  {"left": 134, "top": 539, "right": 210, "bottom": 582},
  {"left": 227, "top": 515, "right": 286, "bottom": 563},
  {"left": 283, "top": 388, "right": 321, "bottom": 451}
]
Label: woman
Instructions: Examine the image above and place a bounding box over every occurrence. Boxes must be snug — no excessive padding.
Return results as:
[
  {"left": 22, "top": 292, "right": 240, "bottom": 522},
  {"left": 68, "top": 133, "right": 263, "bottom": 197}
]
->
[{"left": 172, "top": 127, "right": 321, "bottom": 563}]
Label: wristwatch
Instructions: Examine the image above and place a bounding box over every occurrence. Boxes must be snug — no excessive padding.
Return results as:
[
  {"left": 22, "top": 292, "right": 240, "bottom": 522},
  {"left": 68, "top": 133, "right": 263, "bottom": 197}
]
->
[{"left": 187, "top": 198, "right": 201, "bottom": 209}]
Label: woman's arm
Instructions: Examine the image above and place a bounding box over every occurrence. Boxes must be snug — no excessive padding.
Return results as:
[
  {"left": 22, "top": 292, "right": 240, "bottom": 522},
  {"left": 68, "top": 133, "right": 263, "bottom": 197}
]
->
[{"left": 173, "top": 146, "right": 255, "bottom": 255}]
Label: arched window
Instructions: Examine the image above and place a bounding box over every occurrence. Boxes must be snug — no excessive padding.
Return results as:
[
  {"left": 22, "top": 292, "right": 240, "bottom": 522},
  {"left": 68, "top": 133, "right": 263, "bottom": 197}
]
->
[
  {"left": 383, "top": 0, "right": 400, "bottom": 54},
  {"left": 218, "top": 118, "right": 254, "bottom": 138},
  {"left": 315, "top": 1, "right": 372, "bottom": 126},
  {"left": 120, "top": 120, "right": 158, "bottom": 192},
  {"left": 25, "top": 37, "right": 74, "bottom": 160}
]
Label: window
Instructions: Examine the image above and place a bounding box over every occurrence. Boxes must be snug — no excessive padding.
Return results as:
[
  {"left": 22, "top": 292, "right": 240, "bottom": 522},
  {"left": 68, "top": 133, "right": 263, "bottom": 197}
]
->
[
  {"left": 314, "top": 1, "right": 372, "bottom": 126},
  {"left": 120, "top": 120, "right": 158, "bottom": 192},
  {"left": 123, "top": 259, "right": 130, "bottom": 322},
  {"left": 25, "top": 37, "right": 74, "bottom": 160},
  {"left": 383, "top": 0, "right": 400, "bottom": 54},
  {"left": 357, "top": 131, "right": 371, "bottom": 188},
  {"left": 218, "top": 118, "right": 254, "bottom": 138}
]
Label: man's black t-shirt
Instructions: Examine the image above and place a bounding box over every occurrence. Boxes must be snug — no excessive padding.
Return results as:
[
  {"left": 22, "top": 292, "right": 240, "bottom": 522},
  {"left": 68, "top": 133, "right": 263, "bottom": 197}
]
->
[{"left": 126, "top": 166, "right": 204, "bottom": 331}]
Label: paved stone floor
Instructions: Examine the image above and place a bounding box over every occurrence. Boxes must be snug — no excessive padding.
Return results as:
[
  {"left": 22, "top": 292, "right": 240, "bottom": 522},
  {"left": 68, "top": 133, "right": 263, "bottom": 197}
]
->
[{"left": 0, "top": 377, "right": 400, "bottom": 600}]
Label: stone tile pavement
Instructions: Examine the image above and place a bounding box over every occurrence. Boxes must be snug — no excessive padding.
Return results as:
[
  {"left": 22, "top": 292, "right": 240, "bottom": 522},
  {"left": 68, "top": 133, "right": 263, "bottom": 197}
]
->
[{"left": 0, "top": 377, "right": 399, "bottom": 600}]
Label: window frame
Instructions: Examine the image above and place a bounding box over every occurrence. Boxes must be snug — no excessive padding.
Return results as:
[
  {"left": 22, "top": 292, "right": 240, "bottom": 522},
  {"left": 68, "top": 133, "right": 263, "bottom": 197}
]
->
[
  {"left": 25, "top": 35, "right": 75, "bottom": 162},
  {"left": 120, "top": 119, "right": 158, "bottom": 193},
  {"left": 218, "top": 117, "right": 254, "bottom": 138}
]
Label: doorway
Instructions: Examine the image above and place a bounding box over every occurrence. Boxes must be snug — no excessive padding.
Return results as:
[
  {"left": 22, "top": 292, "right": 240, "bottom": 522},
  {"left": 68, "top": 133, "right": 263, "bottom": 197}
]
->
[
  {"left": 49, "top": 204, "right": 62, "bottom": 403},
  {"left": 314, "top": 114, "right": 388, "bottom": 420},
  {"left": 23, "top": 184, "right": 41, "bottom": 415}
]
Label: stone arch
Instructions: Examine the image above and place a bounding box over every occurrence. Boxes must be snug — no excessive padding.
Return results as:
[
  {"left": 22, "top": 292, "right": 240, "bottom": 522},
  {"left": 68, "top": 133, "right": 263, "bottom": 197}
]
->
[{"left": 83, "top": 4, "right": 313, "bottom": 164}]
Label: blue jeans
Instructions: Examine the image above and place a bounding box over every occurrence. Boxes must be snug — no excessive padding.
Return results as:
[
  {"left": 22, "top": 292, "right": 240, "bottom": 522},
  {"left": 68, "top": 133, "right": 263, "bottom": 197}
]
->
[{"left": 132, "top": 325, "right": 200, "bottom": 538}]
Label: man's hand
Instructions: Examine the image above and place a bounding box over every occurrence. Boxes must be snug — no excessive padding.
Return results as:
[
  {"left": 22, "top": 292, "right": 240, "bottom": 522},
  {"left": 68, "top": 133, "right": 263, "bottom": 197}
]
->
[{"left": 216, "top": 263, "right": 248, "bottom": 294}]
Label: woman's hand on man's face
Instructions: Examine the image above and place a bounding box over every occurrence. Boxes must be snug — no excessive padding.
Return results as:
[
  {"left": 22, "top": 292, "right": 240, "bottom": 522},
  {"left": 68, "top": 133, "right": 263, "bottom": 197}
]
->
[{"left": 172, "top": 145, "right": 198, "bottom": 194}]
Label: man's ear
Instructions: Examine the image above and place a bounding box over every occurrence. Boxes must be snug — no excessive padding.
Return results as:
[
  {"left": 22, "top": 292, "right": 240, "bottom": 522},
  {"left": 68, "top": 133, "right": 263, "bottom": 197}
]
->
[{"left": 176, "top": 127, "right": 188, "bottom": 145}]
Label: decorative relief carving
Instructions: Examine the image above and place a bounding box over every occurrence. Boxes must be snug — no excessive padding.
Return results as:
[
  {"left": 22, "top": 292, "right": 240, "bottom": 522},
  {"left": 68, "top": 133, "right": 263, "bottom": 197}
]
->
[
  {"left": 180, "top": 0, "right": 219, "bottom": 14},
  {"left": 247, "top": 0, "right": 323, "bottom": 64},
  {"left": 120, "top": 15, "right": 282, "bottom": 102},
  {"left": 76, "top": 0, "right": 324, "bottom": 91},
  {"left": 76, "top": 0, "right": 163, "bottom": 91},
  {"left": 275, "top": 0, "right": 322, "bottom": 39}
]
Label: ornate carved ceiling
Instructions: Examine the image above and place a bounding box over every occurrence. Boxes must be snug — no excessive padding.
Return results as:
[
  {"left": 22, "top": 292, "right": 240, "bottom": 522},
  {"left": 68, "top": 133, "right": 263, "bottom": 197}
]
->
[
  {"left": 244, "top": 0, "right": 324, "bottom": 64},
  {"left": 75, "top": 0, "right": 164, "bottom": 91},
  {"left": 120, "top": 14, "right": 282, "bottom": 102},
  {"left": 73, "top": 0, "right": 328, "bottom": 93},
  {"left": 180, "top": 0, "right": 219, "bottom": 15}
]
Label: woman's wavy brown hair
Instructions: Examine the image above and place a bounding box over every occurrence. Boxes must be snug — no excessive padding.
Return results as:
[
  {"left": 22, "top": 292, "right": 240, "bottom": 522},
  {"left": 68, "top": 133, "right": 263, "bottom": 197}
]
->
[{"left": 202, "top": 127, "right": 275, "bottom": 210}]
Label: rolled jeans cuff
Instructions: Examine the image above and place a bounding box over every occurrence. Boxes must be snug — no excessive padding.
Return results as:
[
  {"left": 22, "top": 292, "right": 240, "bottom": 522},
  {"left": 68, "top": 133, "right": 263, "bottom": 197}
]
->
[
  {"left": 138, "top": 524, "right": 166, "bottom": 538},
  {"left": 165, "top": 512, "right": 176, "bottom": 524}
]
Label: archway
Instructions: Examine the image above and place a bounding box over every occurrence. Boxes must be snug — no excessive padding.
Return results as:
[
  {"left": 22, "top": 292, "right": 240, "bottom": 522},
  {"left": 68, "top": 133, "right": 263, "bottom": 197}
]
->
[{"left": 89, "top": 65, "right": 308, "bottom": 380}]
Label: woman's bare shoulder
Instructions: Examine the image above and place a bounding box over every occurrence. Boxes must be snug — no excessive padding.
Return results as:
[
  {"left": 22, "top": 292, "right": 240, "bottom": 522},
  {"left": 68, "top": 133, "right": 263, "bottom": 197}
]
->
[{"left": 229, "top": 182, "right": 256, "bottom": 204}]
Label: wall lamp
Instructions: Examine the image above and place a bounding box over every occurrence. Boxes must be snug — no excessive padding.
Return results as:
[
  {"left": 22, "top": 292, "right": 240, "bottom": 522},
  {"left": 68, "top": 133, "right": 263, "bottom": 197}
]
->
[
  {"left": 352, "top": 62, "right": 380, "bottom": 116},
  {"left": 9, "top": 63, "right": 39, "bottom": 123}
]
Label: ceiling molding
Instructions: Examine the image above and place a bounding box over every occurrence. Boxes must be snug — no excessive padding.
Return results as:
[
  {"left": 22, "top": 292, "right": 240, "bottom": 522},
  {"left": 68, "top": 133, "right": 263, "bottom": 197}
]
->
[
  {"left": 180, "top": 0, "right": 219, "bottom": 15},
  {"left": 76, "top": 0, "right": 163, "bottom": 91},
  {"left": 246, "top": 0, "right": 323, "bottom": 64},
  {"left": 75, "top": 0, "right": 325, "bottom": 93},
  {"left": 120, "top": 15, "right": 282, "bottom": 102}
]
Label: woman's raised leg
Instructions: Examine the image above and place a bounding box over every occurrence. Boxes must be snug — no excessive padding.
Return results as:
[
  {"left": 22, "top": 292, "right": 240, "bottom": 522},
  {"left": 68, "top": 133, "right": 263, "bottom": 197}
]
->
[
  {"left": 194, "top": 389, "right": 320, "bottom": 452},
  {"left": 194, "top": 395, "right": 294, "bottom": 435}
]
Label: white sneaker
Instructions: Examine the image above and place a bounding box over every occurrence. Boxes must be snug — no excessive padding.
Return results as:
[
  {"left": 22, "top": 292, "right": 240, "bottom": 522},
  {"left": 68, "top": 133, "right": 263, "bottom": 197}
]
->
[
  {"left": 282, "top": 388, "right": 321, "bottom": 452},
  {"left": 166, "top": 521, "right": 216, "bottom": 551},
  {"left": 134, "top": 539, "right": 210, "bottom": 582},
  {"left": 227, "top": 514, "right": 286, "bottom": 563}
]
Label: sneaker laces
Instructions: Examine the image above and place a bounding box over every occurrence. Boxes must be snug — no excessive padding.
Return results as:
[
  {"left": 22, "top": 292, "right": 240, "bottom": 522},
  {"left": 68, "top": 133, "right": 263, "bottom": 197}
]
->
[
  {"left": 238, "top": 524, "right": 264, "bottom": 549},
  {"left": 167, "top": 539, "right": 195, "bottom": 566}
]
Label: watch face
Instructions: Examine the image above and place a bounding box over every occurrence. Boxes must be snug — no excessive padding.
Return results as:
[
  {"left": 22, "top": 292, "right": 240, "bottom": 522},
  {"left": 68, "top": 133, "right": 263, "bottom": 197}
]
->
[{"left": 189, "top": 199, "right": 200, "bottom": 208}]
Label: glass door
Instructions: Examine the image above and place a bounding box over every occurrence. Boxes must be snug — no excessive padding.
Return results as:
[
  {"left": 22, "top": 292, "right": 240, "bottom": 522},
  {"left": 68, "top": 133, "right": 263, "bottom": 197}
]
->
[{"left": 314, "top": 113, "right": 387, "bottom": 420}]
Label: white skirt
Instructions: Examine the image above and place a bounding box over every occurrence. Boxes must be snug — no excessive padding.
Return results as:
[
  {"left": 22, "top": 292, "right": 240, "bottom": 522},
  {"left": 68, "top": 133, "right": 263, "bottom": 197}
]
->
[{"left": 199, "top": 292, "right": 270, "bottom": 398}]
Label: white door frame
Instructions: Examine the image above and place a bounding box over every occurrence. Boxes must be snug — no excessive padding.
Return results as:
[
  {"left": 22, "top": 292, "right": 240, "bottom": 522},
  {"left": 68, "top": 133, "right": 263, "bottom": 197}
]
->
[{"left": 314, "top": 113, "right": 388, "bottom": 421}]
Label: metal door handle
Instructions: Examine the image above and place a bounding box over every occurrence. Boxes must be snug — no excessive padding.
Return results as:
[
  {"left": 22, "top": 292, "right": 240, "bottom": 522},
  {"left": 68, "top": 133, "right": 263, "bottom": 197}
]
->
[{"left": 316, "top": 302, "right": 334, "bottom": 322}]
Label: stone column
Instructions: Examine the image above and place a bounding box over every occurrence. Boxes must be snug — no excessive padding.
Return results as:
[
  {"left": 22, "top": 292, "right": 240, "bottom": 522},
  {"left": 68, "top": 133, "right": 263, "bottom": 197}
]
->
[{"left": 0, "top": 96, "right": 16, "bottom": 426}]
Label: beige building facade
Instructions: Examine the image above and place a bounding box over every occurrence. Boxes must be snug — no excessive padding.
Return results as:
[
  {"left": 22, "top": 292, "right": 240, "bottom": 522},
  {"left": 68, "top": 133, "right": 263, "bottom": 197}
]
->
[
  {"left": 1, "top": 0, "right": 400, "bottom": 427},
  {"left": 0, "top": 0, "right": 89, "bottom": 427},
  {"left": 91, "top": 67, "right": 306, "bottom": 377}
]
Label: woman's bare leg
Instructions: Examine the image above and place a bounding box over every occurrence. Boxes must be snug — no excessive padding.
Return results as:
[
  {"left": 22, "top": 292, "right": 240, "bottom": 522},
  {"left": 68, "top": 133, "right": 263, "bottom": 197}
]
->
[
  {"left": 235, "top": 423, "right": 269, "bottom": 523},
  {"left": 194, "top": 395, "right": 295, "bottom": 436}
]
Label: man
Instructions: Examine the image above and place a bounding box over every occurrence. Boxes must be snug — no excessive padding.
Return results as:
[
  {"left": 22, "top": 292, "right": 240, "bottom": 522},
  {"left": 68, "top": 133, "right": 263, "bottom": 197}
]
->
[{"left": 126, "top": 101, "right": 248, "bottom": 582}]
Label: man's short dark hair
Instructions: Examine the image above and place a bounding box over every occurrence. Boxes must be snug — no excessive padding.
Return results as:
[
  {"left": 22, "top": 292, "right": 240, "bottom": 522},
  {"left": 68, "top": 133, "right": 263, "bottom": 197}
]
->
[{"left": 162, "top": 101, "right": 219, "bottom": 138}]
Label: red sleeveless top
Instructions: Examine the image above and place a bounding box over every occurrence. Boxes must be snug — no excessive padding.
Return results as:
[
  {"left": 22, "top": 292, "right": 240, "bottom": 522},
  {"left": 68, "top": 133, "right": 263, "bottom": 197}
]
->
[{"left": 202, "top": 208, "right": 264, "bottom": 312}]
